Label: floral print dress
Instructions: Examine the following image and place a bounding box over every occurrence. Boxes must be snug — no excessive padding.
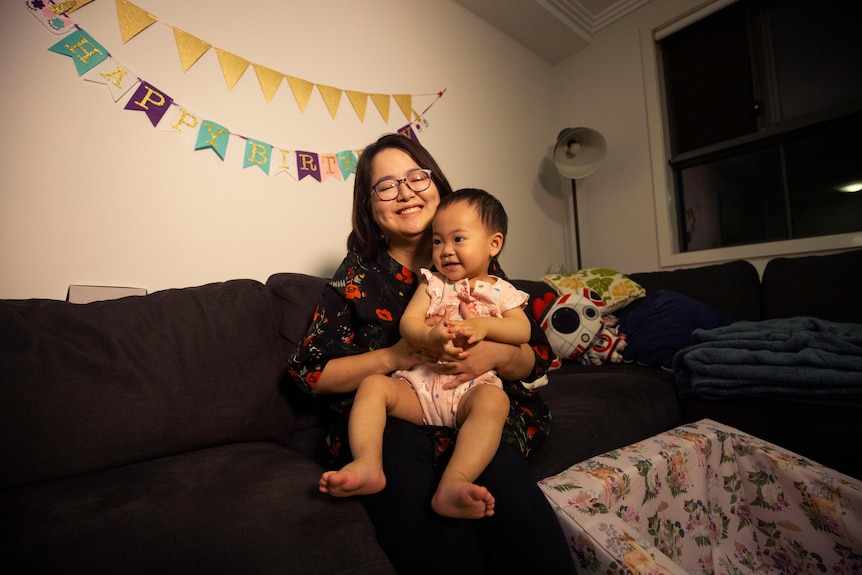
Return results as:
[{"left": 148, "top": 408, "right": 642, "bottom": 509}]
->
[{"left": 287, "top": 249, "right": 554, "bottom": 466}]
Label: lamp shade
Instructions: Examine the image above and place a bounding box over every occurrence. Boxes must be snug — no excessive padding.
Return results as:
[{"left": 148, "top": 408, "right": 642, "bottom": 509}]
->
[{"left": 553, "top": 127, "right": 607, "bottom": 179}]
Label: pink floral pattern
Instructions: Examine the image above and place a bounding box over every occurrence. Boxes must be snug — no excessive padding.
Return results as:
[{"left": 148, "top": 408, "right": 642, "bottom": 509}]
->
[{"left": 539, "top": 419, "right": 862, "bottom": 574}]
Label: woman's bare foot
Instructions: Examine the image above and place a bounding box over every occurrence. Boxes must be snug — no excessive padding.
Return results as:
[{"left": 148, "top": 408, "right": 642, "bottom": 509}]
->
[
  {"left": 431, "top": 481, "right": 495, "bottom": 518},
  {"left": 319, "top": 460, "right": 386, "bottom": 497}
]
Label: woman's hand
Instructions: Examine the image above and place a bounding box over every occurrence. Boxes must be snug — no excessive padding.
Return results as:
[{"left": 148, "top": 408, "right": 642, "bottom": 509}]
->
[
  {"left": 389, "top": 338, "right": 436, "bottom": 372},
  {"left": 426, "top": 339, "right": 515, "bottom": 389}
]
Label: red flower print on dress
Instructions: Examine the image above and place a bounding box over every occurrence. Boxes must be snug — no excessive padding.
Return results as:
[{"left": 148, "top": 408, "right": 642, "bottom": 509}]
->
[
  {"left": 305, "top": 370, "right": 322, "bottom": 389},
  {"left": 396, "top": 267, "right": 414, "bottom": 284},
  {"left": 535, "top": 343, "right": 550, "bottom": 361},
  {"left": 345, "top": 284, "right": 362, "bottom": 299},
  {"left": 376, "top": 309, "right": 393, "bottom": 321}
]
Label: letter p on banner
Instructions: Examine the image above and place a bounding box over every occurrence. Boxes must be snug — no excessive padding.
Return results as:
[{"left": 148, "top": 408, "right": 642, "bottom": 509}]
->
[{"left": 124, "top": 82, "right": 173, "bottom": 126}]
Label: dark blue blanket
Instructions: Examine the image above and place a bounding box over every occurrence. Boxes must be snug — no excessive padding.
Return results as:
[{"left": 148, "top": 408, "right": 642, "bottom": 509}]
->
[{"left": 673, "top": 317, "right": 862, "bottom": 406}]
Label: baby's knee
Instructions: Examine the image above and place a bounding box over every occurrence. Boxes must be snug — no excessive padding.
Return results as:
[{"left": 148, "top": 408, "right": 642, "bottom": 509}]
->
[{"left": 471, "top": 384, "right": 510, "bottom": 416}]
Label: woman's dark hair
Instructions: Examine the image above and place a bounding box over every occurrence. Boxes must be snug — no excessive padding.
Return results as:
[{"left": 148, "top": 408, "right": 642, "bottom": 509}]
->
[
  {"left": 437, "top": 188, "right": 508, "bottom": 250},
  {"left": 347, "top": 133, "right": 453, "bottom": 259}
]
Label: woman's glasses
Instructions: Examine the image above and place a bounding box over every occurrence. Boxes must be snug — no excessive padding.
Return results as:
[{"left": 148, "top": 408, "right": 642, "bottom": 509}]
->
[{"left": 371, "top": 169, "right": 433, "bottom": 201}]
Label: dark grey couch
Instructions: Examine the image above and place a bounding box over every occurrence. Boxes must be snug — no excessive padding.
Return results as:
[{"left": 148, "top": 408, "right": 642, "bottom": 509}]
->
[{"left": 2, "top": 249, "right": 860, "bottom": 574}]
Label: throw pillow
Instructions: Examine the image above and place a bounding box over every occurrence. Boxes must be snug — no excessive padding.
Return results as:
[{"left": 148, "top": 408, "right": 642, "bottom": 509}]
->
[
  {"left": 617, "top": 289, "right": 732, "bottom": 370},
  {"left": 541, "top": 268, "right": 646, "bottom": 313}
]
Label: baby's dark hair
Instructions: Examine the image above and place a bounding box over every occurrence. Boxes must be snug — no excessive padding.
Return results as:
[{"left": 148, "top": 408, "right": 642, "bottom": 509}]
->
[{"left": 437, "top": 188, "right": 508, "bottom": 240}]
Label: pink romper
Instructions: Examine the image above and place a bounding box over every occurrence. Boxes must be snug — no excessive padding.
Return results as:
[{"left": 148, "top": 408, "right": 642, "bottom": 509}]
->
[{"left": 393, "top": 269, "right": 529, "bottom": 428}]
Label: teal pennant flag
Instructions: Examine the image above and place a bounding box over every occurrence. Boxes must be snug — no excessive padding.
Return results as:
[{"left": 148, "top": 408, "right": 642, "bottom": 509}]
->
[
  {"left": 48, "top": 28, "right": 109, "bottom": 76},
  {"left": 195, "top": 121, "right": 230, "bottom": 161},
  {"left": 243, "top": 138, "right": 272, "bottom": 174},
  {"left": 336, "top": 150, "right": 358, "bottom": 180}
]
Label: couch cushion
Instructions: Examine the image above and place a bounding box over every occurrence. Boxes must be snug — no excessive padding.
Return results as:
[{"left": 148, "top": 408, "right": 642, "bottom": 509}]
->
[
  {"left": 0, "top": 280, "right": 295, "bottom": 488},
  {"left": 0, "top": 442, "right": 394, "bottom": 574},
  {"left": 266, "top": 272, "right": 328, "bottom": 351},
  {"left": 761, "top": 248, "right": 862, "bottom": 322},
  {"left": 528, "top": 364, "right": 680, "bottom": 480},
  {"left": 627, "top": 259, "right": 761, "bottom": 321}
]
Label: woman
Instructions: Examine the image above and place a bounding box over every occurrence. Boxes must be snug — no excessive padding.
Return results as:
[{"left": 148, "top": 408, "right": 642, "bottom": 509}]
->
[{"left": 288, "top": 133, "right": 575, "bottom": 574}]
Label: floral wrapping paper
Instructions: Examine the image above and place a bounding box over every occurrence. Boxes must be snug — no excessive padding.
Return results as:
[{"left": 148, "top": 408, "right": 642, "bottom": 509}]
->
[{"left": 539, "top": 419, "right": 862, "bottom": 574}]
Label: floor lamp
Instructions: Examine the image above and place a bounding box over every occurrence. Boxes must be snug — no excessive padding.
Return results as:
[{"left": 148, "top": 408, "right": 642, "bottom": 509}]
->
[{"left": 553, "top": 127, "right": 607, "bottom": 270}]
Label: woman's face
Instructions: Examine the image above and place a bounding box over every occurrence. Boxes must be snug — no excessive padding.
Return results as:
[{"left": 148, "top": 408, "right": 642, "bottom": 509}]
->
[{"left": 369, "top": 147, "right": 440, "bottom": 248}]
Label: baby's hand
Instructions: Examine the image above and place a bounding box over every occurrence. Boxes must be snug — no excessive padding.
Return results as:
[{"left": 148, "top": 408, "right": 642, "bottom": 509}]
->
[
  {"left": 429, "top": 314, "right": 454, "bottom": 345},
  {"left": 447, "top": 318, "right": 487, "bottom": 345}
]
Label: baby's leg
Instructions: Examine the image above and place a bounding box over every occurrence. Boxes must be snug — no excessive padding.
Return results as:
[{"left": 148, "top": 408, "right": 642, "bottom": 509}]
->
[
  {"left": 320, "top": 374, "right": 423, "bottom": 497},
  {"left": 431, "top": 384, "right": 510, "bottom": 518}
]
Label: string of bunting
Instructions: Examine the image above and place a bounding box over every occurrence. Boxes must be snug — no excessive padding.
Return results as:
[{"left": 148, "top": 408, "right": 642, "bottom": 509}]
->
[{"left": 25, "top": 0, "right": 447, "bottom": 182}]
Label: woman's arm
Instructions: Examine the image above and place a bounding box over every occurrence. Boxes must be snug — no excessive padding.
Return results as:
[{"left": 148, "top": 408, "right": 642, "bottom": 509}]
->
[
  {"left": 432, "top": 339, "right": 534, "bottom": 387},
  {"left": 312, "top": 340, "right": 424, "bottom": 395}
]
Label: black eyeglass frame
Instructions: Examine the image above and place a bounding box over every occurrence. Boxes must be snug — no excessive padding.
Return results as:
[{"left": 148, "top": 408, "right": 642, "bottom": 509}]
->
[{"left": 371, "top": 169, "right": 433, "bottom": 201}]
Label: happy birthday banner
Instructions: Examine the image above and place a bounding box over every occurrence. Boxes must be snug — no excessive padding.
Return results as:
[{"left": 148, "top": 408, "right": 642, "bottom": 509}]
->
[{"left": 26, "top": 0, "right": 446, "bottom": 182}]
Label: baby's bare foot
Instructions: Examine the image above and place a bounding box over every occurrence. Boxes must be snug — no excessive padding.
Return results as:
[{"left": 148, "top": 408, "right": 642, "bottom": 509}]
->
[
  {"left": 319, "top": 461, "right": 386, "bottom": 497},
  {"left": 431, "top": 481, "right": 495, "bottom": 518}
]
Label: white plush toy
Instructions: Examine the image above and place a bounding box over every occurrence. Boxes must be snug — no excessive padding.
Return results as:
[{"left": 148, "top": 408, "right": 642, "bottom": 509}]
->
[{"left": 536, "top": 288, "right": 626, "bottom": 365}]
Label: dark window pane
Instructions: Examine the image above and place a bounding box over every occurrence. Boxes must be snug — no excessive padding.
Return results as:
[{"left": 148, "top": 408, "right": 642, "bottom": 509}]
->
[
  {"left": 680, "top": 147, "right": 786, "bottom": 251},
  {"left": 768, "top": 0, "right": 862, "bottom": 120},
  {"left": 785, "top": 118, "right": 862, "bottom": 238},
  {"left": 661, "top": 2, "right": 757, "bottom": 154}
]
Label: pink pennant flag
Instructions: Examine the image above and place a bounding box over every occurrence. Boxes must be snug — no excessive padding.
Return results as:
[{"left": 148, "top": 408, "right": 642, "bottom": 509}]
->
[{"left": 318, "top": 154, "right": 343, "bottom": 182}]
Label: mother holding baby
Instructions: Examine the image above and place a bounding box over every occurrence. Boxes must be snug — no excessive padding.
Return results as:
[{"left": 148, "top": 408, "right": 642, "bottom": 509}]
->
[{"left": 288, "top": 133, "right": 575, "bottom": 574}]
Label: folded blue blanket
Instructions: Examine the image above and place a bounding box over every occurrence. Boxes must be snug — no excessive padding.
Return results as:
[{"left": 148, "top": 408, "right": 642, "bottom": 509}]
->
[{"left": 673, "top": 317, "right": 862, "bottom": 406}]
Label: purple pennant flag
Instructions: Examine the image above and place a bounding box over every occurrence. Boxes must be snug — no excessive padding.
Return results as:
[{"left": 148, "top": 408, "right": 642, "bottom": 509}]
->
[
  {"left": 396, "top": 124, "right": 419, "bottom": 142},
  {"left": 124, "top": 82, "right": 173, "bottom": 127},
  {"left": 296, "top": 151, "right": 321, "bottom": 182}
]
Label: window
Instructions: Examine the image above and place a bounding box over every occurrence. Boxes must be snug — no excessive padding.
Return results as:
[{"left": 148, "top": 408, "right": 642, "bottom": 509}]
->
[{"left": 657, "top": 0, "right": 862, "bottom": 254}]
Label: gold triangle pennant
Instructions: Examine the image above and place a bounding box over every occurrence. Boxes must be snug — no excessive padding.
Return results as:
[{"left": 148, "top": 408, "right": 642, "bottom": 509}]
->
[
  {"left": 253, "top": 64, "right": 284, "bottom": 103},
  {"left": 393, "top": 94, "right": 413, "bottom": 122},
  {"left": 370, "top": 93, "right": 391, "bottom": 124},
  {"left": 215, "top": 49, "right": 250, "bottom": 91},
  {"left": 116, "top": 0, "right": 158, "bottom": 44},
  {"left": 286, "top": 76, "right": 315, "bottom": 113},
  {"left": 345, "top": 90, "right": 368, "bottom": 123},
  {"left": 317, "top": 85, "right": 342, "bottom": 119},
  {"left": 52, "top": 0, "right": 95, "bottom": 14},
  {"left": 173, "top": 28, "right": 211, "bottom": 72}
]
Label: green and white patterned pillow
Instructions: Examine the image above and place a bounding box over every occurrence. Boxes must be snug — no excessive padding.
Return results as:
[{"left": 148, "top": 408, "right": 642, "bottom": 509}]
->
[{"left": 541, "top": 268, "right": 646, "bottom": 313}]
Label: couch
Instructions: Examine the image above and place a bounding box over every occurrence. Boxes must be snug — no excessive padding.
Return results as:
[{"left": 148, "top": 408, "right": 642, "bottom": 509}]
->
[{"left": 2, "top": 248, "right": 860, "bottom": 574}]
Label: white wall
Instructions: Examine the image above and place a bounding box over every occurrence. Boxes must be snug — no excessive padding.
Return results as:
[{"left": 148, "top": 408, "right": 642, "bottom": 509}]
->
[
  {"left": 0, "top": 0, "right": 563, "bottom": 299},
  {"left": 552, "top": 0, "right": 702, "bottom": 274}
]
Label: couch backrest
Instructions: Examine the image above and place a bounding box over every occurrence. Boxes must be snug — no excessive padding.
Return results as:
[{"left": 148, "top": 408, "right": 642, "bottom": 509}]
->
[
  {"left": 628, "top": 259, "right": 762, "bottom": 322},
  {"left": 761, "top": 248, "right": 862, "bottom": 322},
  {"left": 0, "top": 279, "right": 296, "bottom": 488},
  {"left": 265, "top": 272, "right": 333, "bottom": 457}
]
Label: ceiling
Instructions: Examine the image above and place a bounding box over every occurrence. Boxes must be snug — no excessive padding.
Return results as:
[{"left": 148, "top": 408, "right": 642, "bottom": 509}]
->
[{"left": 454, "top": 0, "right": 654, "bottom": 63}]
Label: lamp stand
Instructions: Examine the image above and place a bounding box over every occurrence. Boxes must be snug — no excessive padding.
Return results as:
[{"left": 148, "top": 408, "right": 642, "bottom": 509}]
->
[{"left": 571, "top": 178, "right": 582, "bottom": 270}]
